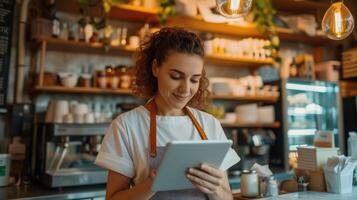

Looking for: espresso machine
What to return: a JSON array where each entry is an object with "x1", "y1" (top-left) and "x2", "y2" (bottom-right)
[
  {"x1": 35, "y1": 123, "x2": 108, "y2": 187},
  {"x1": 228, "y1": 128, "x2": 276, "y2": 170}
]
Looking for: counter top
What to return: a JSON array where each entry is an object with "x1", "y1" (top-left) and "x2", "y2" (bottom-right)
[
  {"x1": 234, "y1": 187, "x2": 357, "y2": 200},
  {"x1": 0, "y1": 183, "x2": 106, "y2": 200}
]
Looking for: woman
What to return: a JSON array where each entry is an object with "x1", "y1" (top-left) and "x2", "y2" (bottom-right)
[{"x1": 95, "y1": 27, "x2": 239, "y2": 200}]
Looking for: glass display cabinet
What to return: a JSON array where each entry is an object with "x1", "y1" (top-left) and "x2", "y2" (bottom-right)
[{"x1": 269, "y1": 78, "x2": 341, "y2": 171}]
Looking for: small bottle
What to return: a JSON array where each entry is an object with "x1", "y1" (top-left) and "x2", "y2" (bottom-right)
[
  {"x1": 60, "y1": 21, "x2": 69, "y2": 40},
  {"x1": 121, "y1": 27, "x2": 127, "y2": 46},
  {"x1": 289, "y1": 57, "x2": 298, "y2": 77},
  {"x1": 51, "y1": 3, "x2": 60, "y2": 37},
  {"x1": 265, "y1": 176, "x2": 278, "y2": 197}
]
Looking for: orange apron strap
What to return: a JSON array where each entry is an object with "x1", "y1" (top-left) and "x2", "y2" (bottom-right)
[
  {"x1": 184, "y1": 107, "x2": 208, "y2": 140},
  {"x1": 144, "y1": 99, "x2": 208, "y2": 158},
  {"x1": 144, "y1": 100, "x2": 157, "y2": 158}
]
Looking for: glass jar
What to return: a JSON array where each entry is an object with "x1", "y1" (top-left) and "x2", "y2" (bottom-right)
[{"x1": 240, "y1": 170, "x2": 258, "y2": 197}]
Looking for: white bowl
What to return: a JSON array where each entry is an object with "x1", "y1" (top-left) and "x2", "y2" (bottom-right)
[{"x1": 59, "y1": 73, "x2": 78, "y2": 87}]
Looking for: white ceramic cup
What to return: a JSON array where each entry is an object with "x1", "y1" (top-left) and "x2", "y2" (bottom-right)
[
  {"x1": 84, "y1": 113, "x2": 95, "y2": 123},
  {"x1": 74, "y1": 114, "x2": 84, "y2": 124},
  {"x1": 63, "y1": 113, "x2": 74, "y2": 123},
  {"x1": 54, "y1": 100, "x2": 69, "y2": 123},
  {"x1": 73, "y1": 103, "x2": 88, "y2": 115}
]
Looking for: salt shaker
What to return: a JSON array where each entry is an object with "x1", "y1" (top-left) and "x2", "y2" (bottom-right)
[
  {"x1": 266, "y1": 176, "x2": 279, "y2": 197},
  {"x1": 240, "y1": 170, "x2": 259, "y2": 197}
]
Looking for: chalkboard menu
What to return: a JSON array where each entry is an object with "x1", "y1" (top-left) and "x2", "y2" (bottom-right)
[{"x1": 0, "y1": 0, "x2": 15, "y2": 109}]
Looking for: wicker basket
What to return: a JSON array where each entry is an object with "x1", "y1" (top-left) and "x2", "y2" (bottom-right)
[{"x1": 31, "y1": 18, "x2": 52, "y2": 39}]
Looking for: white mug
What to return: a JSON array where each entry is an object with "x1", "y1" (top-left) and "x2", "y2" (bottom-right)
[
  {"x1": 63, "y1": 113, "x2": 74, "y2": 123},
  {"x1": 74, "y1": 114, "x2": 84, "y2": 124},
  {"x1": 84, "y1": 113, "x2": 95, "y2": 124}
]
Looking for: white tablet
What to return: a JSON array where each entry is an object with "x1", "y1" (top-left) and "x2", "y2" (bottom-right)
[{"x1": 151, "y1": 140, "x2": 233, "y2": 192}]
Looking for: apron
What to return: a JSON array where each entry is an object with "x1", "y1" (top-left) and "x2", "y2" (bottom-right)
[{"x1": 144, "y1": 100, "x2": 209, "y2": 200}]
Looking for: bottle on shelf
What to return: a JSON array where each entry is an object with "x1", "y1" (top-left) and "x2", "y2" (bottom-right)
[
  {"x1": 289, "y1": 57, "x2": 298, "y2": 77},
  {"x1": 50, "y1": 0, "x2": 60, "y2": 38}
]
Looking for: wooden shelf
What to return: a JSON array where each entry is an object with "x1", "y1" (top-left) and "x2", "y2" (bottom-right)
[
  {"x1": 34, "y1": 86, "x2": 280, "y2": 104},
  {"x1": 272, "y1": 0, "x2": 329, "y2": 14},
  {"x1": 56, "y1": 0, "x2": 330, "y2": 45},
  {"x1": 34, "y1": 36, "x2": 274, "y2": 67},
  {"x1": 211, "y1": 94, "x2": 278, "y2": 103},
  {"x1": 35, "y1": 36, "x2": 137, "y2": 55},
  {"x1": 205, "y1": 54, "x2": 274, "y2": 67},
  {"x1": 34, "y1": 86, "x2": 132, "y2": 95},
  {"x1": 221, "y1": 121, "x2": 280, "y2": 128}
]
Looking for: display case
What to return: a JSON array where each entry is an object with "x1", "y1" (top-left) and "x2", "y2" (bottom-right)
[
  {"x1": 285, "y1": 79, "x2": 339, "y2": 151},
  {"x1": 270, "y1": 79, "x2": 341, "y2": 170}
]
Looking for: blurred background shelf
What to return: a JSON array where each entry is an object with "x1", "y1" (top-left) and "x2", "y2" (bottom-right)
[
  {"x1": 55, "y1": 0, "x2": 330, "y2": 45},
  {"x1": 221, "y1": 121, "x2": 280, "y2": 128},
  {"x1": 34, "y1": 36, "x2": 274, "y2": 67},
  {"x1": 34, "y1": 86, "x2": 132, "y2": 95},
  {"x1": 35, "y1": 36, "x2": 137, "y2": 55},
  {"x1": 211, "y1": 94, "x2": 278, "y2": 103}
]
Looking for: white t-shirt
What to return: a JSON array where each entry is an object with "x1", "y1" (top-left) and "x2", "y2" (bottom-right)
[{"x1": 95, "y1": 105, "x2": 239, "y2": 185}]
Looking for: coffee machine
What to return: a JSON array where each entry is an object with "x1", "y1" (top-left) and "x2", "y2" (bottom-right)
[
  {"x1": 35, "y1": 123, "x2": 108, "y2": 187},
  {"x1": 229, "y1": 128, "x2": 276, "y2": 170}
]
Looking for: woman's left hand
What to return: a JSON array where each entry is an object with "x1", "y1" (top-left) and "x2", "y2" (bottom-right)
[{"x1": 186, "y1": 164, "x2": 233, "y2": 200}]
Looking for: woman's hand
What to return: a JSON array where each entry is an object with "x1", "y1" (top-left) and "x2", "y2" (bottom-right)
[{"x1": 186, "y1": 164, "x2": 233, "y2": 200}]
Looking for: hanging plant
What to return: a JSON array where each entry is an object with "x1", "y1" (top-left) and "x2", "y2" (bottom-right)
[
  {"x1": 77, "y1": 0, "x2": 126, "y2": 50},
  {"x1": 251, "y1": 0, "x2": 281, "y2": 63},
  {"x1": 157, "y1": 0, "x2": 176, "y2": 25}
]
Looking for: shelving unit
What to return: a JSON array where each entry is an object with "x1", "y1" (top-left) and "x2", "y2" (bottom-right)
[
  {"x1": 55, "y1": 0, "x2": 329, "y2": 46},
  {"x1": 29, "y1": 0, "x2": 336, "y2": 174},
  {"x1": 35, "y1": 36, "x2": 274, "y2": 66}
]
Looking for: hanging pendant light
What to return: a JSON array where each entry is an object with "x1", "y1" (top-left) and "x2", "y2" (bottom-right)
[
  {"x1": 321, "y1": 0, "x2": 354, "y2": 40},
  {"x1": 216, "y1": 0, "x2": 253, "y2": 18}
]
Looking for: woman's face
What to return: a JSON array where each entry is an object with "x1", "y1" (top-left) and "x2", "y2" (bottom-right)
[{"x1": 153, "y1": 52, "x2": 204, "y2": 111}]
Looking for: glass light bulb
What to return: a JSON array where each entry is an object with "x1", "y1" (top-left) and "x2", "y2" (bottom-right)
[
  {"x1": 216, "y1": 0, "x2": 253, "y2": 18},
  {"x1": 322, "y1": 1, "x2": 355, "y2": 40}
]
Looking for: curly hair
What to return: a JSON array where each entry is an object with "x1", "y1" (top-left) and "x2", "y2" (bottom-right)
[{"x1": 132, "y1": 27, "x2": 210, "y2": 109}]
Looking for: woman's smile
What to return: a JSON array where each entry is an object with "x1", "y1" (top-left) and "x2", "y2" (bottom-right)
[{"x1": 172, "y1": 93, "x2": 191, "y2": 102}]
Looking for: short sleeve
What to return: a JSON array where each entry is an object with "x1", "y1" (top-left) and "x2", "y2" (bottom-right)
[
  {"x1": 213, "y1": 118, "x2": 229, "y2": 140},
  {"x1": 95, "y1": 117, "x2": 135, "y2": 178}
]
